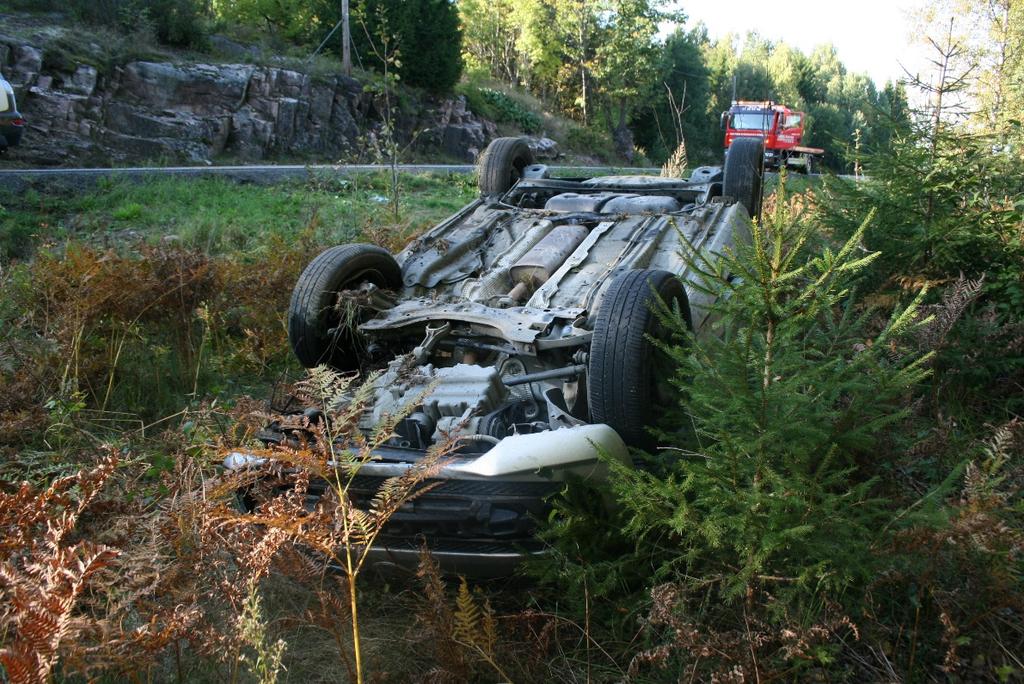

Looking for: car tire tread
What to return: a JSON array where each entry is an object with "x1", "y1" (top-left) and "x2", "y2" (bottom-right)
[
  {"x1": 589, "y1": 269, "x2": 689, "y2": 448},
  {"x1": 723, "y1": 137, "x2": 765, "y2": 219},
  {"x1": 478, "y1": 137, "x2": 535, "y2": 195}
]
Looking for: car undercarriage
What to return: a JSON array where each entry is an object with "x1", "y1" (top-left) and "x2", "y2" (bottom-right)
[{"x1": 225, "y1": 136, "x2": 766, "y2": 574}]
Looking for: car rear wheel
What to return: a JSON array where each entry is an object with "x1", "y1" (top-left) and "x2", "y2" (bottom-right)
[
  {"x1": 723, "y1": 137, "x2": 765, "y2": 219},
  {"x1": 288, "y1": 244, "x2": 402, "y2": 370},
  {"x1": 588, "y1": 269, "x2": 691, "y2": 449},
  {"x1": 477, "y1": 137, "x2": 535, "y2": 195}
]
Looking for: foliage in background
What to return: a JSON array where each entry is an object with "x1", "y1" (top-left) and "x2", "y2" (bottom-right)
[
  {"x1": 211, "y1": 0, "x2": 329, "y2": 44},
  {"x1": 5, "y1": 0, "x2": 931, "y2": 164},
  {"x1": 914, "y1": 0, "x2": 1024, "y2": 143},
  {"x1": 67, "y1": 0, "x2": 211, "y2": 48},
  {"x1": 819, "y1": 24, "x2": 1024, "y2": 421},
  {"x1": 824, "y1": 121, "x2": 1023, "y2": 314},
  {"x1": 351, "y1": 0, "x2": 463, "y2": 93},
  {"x1": 631, "y1": 27, "x2": 911, "y2": 169},
  {"x1": 564, "y1": 123, "x2": 617, "y2": 161},
  {"x1": 632, "y1": 27, "x2": 716, "y2": 165},
  {"x1": 455, "y1": 0, "x2": 912, "y2": 166}
]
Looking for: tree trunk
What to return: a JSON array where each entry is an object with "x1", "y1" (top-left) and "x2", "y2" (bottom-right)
[
  {"x1": 612, "y1": 99, "x2": 634, "y2": 162},
  {"x1": 579, "y1": 12, "x2": 588, "y2": 126}
]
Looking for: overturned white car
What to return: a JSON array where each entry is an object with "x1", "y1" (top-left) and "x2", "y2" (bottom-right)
[{"x1": 228, "y1": 136, "x2": 765, "y2": 574}]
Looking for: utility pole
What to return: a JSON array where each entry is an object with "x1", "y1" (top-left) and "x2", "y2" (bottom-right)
[{"x1": 342, "y1": 0, "x2": 352, "y2": 76}]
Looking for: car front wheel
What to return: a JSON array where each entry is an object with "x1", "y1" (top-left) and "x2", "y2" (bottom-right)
[{"x1": 287, "y1": 243, "x2": 402, "y2": 370}]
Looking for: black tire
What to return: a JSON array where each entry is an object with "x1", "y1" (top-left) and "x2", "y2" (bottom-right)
[
  {"x1": 723, "y1": 137, "x2": 765, "y2": 219},
  {"x1": 288, "y1": 244, "x2": 401, "y2": 370},
  {"x1": 477, "y1": 137, "x2": 535, "y2": 195},
  {"x1": 588, "y1": 269, "x2": 691, "y2": 449}
]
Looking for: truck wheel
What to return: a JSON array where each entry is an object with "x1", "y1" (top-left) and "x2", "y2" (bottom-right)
[
  {"x1": 478, "y1": 137, "x2": 535, "y2": 195},
  {"x1": 588, "y1": 269, "x2": 692, "y2": 449},
  {"x1": 723, "y1": 137, "x2": 764, "y2": 219},
  {"x1": 288, "y1": 244, "x2": 402, "y2": 370}
]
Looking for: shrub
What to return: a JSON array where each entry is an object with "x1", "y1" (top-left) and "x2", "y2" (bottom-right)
[
  {"x1": 457, "y1": 83, "x2": 499, "y2": 121},
  {"x1": 0, "y1": 370, "x2": 450, "y2": 683},
  {"x1": 819, "y1": 88, "x2": 1024, "y2": 423},
  {"x1": 69, "y1": 0, "x2": 210, "y2": 48},
  {"x1": 541, "y1": 184, "x2": 937, "y2": 679},
  {"x1": 0, "y1": 240, "x2": 308, "y2": 441},
  {"x1": 353, "y1": 0, "x2": 463, "y2": 94},
  {"x1": 623, "y1": 189, "x2": 929, "y2": 594},
  {"x1": 565, "y1": 124, "x2": 616, "y2": 160},
  {"x1": 868, "y1": 420, "x2": 1024, "y2": 679},
  {"x1": 461, "y1": 87, "x2": 542, "y2": 133},
  {"x1": 213, "y1": 0, "x2": 325, "y2": 44}
]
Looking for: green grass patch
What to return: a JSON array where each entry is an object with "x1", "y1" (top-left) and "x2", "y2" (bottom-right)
[{"x1": 1, "y1": 172, "x2": 478, "y2": 261}]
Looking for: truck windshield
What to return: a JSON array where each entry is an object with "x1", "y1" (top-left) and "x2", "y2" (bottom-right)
[{"x1": 730, "y1": 112, "x2": 772, "y2": 130}]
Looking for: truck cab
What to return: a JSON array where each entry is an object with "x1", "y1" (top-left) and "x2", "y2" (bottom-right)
[{"x1": 721, "y1": 100, "x2": 818, "y2": 172}]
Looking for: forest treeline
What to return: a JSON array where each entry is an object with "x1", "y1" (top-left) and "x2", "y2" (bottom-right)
[
  {"x1": 457, "y1": 0, "x2": 912, "y2": 168},
  {"x1": 7, "y1": 0, "x2": 928, "y2": 168}
]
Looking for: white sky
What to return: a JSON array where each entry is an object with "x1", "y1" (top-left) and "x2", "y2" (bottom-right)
[{"x1": 670, "y1": 0, "x2": 928, "y2": 87}]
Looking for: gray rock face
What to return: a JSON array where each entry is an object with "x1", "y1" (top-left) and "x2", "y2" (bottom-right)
[
  {"x1": 67, "y1": 66, "x2": 98, "y2": 97},
  {"x1": 0, "y1": 35, "x2": 497, "y2": 166},
  {"x1": 416, "y1": 95, "x2": 498, "y2": 162},
  {"x1": 11, "y1": 44, "x2": 42, "y2": 86},
  {"x1": 527, "y1": 136, "x2": 561, "y2": 159}
]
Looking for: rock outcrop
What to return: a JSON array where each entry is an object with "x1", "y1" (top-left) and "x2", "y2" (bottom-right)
[
  {"x1": 527, "y1": 136, "x2": 561, "y2": 160},
  {"x1": 0, "y1": 34, "x2": 497, "y2": 166}
]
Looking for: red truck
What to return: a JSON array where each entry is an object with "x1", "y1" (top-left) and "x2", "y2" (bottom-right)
[{"x1": 721, "y1": 100, "x2": 822, "y2": 173}]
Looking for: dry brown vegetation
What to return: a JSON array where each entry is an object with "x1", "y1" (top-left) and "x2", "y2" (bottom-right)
[
  {"x1": 0, "y1": 370, "x2": 543, "y2": 683},
  {"x1": 0, "y1": 238, "x2": 311, "y2": 445}
]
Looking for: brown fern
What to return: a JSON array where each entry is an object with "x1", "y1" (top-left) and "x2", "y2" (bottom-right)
[
  {"x1": 914, "y1": 275, "x2": 984, "y2": 352},
  {"x1": 0, "y1": 454, "x2": 120, "y2": 683},
  {"x1": 414, "y1": 546, "x2": 469, "y2": 679}
]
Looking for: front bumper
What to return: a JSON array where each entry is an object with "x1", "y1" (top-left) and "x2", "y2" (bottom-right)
[{"x1": 224, "y1": 423, "x2": 629, "y2": 575}]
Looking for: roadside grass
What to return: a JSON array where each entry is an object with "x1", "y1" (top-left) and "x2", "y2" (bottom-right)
[
  {"x1": 768, "y1": 169, "x2": 817, "y2": 194},
  {"x1": 0, "y1": 171, "x2": 477, "y2": 260}
]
